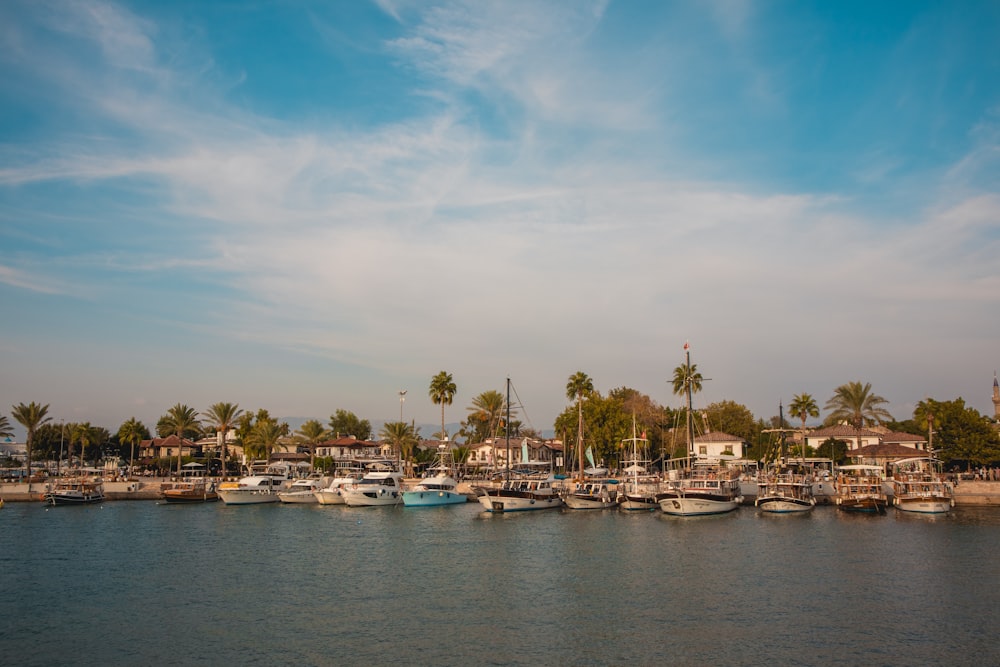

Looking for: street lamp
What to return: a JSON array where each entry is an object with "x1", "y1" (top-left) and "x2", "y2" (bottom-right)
[{"x1": 399, "y1": 390, "x2": 407, "y2": 422}]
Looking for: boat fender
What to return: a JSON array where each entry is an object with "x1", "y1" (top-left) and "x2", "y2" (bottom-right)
[{"x1": 530, "y1": 499, "x2": 535, "y2": 504}]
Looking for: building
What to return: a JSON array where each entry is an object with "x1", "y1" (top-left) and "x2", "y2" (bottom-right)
[
  {"x1": 139, "y1": 435, "x2": 201, "y2": 460},
  {"x1": 692, "y1": 432, "x2": 746, "y2": 458}
]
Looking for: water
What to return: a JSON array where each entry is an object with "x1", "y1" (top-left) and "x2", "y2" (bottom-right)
[{"x1": 2, "y1": 501, "x2": 998, "y2": 666}]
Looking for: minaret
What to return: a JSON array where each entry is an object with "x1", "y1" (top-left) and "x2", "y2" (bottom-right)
[{"x1": 993, "y1": 372, "x2": 1000, "y2": 421}]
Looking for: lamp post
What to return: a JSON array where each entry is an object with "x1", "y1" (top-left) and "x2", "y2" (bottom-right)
[{"x1": 399, "y1": 390, "x2": 407, "y2": 422}]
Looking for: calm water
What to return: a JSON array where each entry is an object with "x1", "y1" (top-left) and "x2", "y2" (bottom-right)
[{"x1": 2, "y1": 501, "x2": 999, "y2": 666}]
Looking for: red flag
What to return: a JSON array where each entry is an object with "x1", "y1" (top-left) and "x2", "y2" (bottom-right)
[{"x1": 683, "y1": 341, "x2": 689, "y2": 350}]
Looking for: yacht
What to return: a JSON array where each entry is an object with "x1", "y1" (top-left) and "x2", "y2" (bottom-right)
[
  {"x1": 218, "y1": 463, "x2": 291, "y2": 505},
  {"x1": 315, "y1": 469, "x2": 364, "y2": 505},
  {"x1": 277, "y1": 477, "x2": 324, "y2": 504},
  {"x1": 402, "y1": 451, "x2": 467, "y2": 507},
  {"x1": 341, "y1": 470, "x2": 405, "y2": 507},
  {"x1": 755, "y1": 466, "x2": 816, "y2": 513}
]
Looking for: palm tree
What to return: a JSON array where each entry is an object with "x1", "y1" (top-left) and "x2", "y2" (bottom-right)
[
  {"x1": 465, "y1": 390, "x2": 508, "y2": 442},
  {"x1": 671, "y1": 350, "x2": 703, "y2": 454},
  {"x1": 0, "y1": 415, "x2": 14, "y2": 440},
  {"x1": 159, "y1": 403, "x2": 201, "y2": 474},
  {"x1": 203, "y1": 402, "x2": 244, "y2": 479},
  {"x1": 380, "y1": 421, "x2": 419, "y2": 475},
  {"x1": 71, "y1": 422, "x2": 93, "y2": 468},
  {"x1": 244, "y1": 419, "x2": 284, "y2": 463},
  {"x1": 788, "y1": 393, "x2": 819, "y2": 463},
  {"x1": 11, "y1": 401, "x2": 51, "y2": 488},
  {"x1": 295, "y1": 419, "x2": 329, "y2": 470},
  {"x1": 117, "y1": 417, "x2": 148, "y2": 477},
  {"x1": 824, "y1": 381, "x2": 893, "y2": 428},
  {"x1": 566, "y1": 371, "x2": 594, "y2": 478},
  {"x1": 429, "y1": 371, "x2": 457, "y2": 442}
]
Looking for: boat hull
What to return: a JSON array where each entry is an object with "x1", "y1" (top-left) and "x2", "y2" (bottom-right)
[
  {"x1": 342, "y1": 489, "x2": 402, "y2": 507},
  {"x1": 836, "y1": 497, "x2": 887, "y2": 514},
  {"x1": 401, "y1": 490, "x2": 467, "y2": 507},
  {"x1": 563, "y1": 494, "x2": 616, "y2": 510},
  {"x1": 476, "y1": 491, "x2": 562, "y2": 512},
  {"x1": 162, "y1": 491, "x2": 218, "y2": 503},
  {"x1": 658, "y1": 494, "x2": 740, "y2": 516},
  {"x1": 277, "y1": 492, "x2": 319, "y2": 504},
  {"x1": 756, "y1": 497, "x2": 815, "y2": 513},
  {"x1": 315, "y1": 490, "x2": 347, "y2": 505},
  {"x1": 618, "y1": 495, "x2": 659, "y2": 511},
  {"x1": 46, "y1": 492, "x2": 105, "y2": 506},
  {"x1": 893, "y1": 497, "x2": 954, "y2": 514},
  {"x1": 218, "y1": 490, "x2": 279, "y2": 505}
]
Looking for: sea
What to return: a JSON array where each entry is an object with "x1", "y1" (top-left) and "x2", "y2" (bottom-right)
[{"x1": 2, "y1": 500, "x2": 998, "y2": 667}]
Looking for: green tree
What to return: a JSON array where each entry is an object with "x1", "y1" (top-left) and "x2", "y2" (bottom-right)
[
  {"x1": 463, "y1": 390, "x2": 507, "y2": 443},
  {"x1": 703, "y1": 400, "x2": 757, "y2": 445},
  {"x1": 0, "y1": 415, "x2": 13, "y2": 440},
  {"x1": 671, "y1": 352, "x2": 703, "y2": 453},
  {"x1": 788, "y1": 393, "x2": 820, "y2": 461},
  {"x1": 817, "y1": 437, "x2": 849, "y2": 465},
  {"x1": 295, "y1": 419, "x2": 329, "y2": 469},
  {"x1": 203, "y1": 402, "x2": 244, "y2": 477},
  {"x1": 380, "y1": 421, "x2": 419, "y2": 474},
  {"x1": 11, "y1": 401, "x2": 51, "y2": 484},
  {"x1": 117, "y1": 418, "x2": 150, "y2": 475},
  {"x1": 328, "y1": 409, "x2": 372, "y2": 440},
  {"x1": 913, "y1": 398, "x2": 1000, "y2": 469},
  {"x1": 244, "y1": 419, "x2": 285, "y2": 463},
  {"x1": 566, "y1": 371, "x2": 594, "y2": 477},
  {"x1": 157, "y1": 403, "x2": 201, "y2": 474},
  {"x1": 824, "y1": 381, "x2": 892, "y2": 428},
  {"x1": 71, "y1": 422, "x2": 94, "y2": 468},
  {"x1": 429, "y1": 371, "x2": 457, "y2": 441}
]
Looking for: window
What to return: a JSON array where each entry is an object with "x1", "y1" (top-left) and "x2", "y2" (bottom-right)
[{"x1": 699, "y1": 446, "x2": 707, "y2": 455}]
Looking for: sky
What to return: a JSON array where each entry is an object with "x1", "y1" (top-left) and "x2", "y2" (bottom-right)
[{"x1": 2, "y1": 0, "x2": 999, "y2": 440}]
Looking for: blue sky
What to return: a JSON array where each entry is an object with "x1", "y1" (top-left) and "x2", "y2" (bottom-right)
[{"x1": 2, "y1": 0, "x2": 999, "y2": 438}]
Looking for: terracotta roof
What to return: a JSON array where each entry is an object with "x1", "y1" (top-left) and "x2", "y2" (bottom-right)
[
  {"x1": 849, "y1": 443, "x2": 924, "y2": 458},
  {"x1": 140, "y1": 435, "x2": 197, "y2": 447},
  {"x1": 319, "y1": 437, "x2": 378, "y2": 447},
  {"x1": 880, "y1": 431, "x2": 926, "y2": 444},
  {"x1": 808, "y1": 424, "x2": 882, "y2": 438}
]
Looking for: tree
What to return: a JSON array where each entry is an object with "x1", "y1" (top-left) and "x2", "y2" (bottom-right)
[
  {"x1": 11, "y1": 401, "x2": 51, "y2": 485},
  {"x1": 824, "y1": 381, "x2": 892, "y2": 428},
  {"x1": 328, "y1": 409, "x2": 372, "y2": 440},
  {"x1": 157, "y1": 403, "x2": 201, "y2": 474},
  {"x1": 913, "y1": 398, "x2": 1000, "y2": 469},
  {"x1": 671, "y1": 352, "x2": 704, "y2": 453},
  {"x1": 244, "y1": 419, "x2": 285, "y2": 463},
  {"x1": 788, "y1": 393, "x2": 820, "y2": 461},
  {"x1": 566, "y1": 371, "x2": 594, "y2": 477},
  {"x1": 703, "y1": 400, "x2": 757, "y2": 444},
  {"x1": 71, "y1": 422, "x2": 94, "y2": 468},
  {"x1": 817, "y1": 437, "x2": 849, "y2": 465},
  {"x1": 203, "y1": 402, "x2": 244, "y2": 477},
  {"x1": 117, "y1": 418, "x2": 150, "y2": 476},
  {"x1": 380, "y1": 421, "x2": 419, "y2": 474},
  {"x1": 429, "y1": 371, "x2": 457, "y2": 441},
  {"x1": 463, "y1": 390, "x2": 507, "y2": 443},
  {"x1": 295, "y1": 419, "x2": 329, "y2": 469},
  {"x1": 0, "y1": 415, "x2": 13, "y2": 440}
]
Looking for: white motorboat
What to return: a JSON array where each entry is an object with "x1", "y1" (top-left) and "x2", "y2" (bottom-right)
[
  {"x1": 341, "y1": 470, "x2": 405, "y2": 507},
  {"x1": 218, "y1": 463, "x2": 291, "y2": 505},
  {"x1": 657, "y1": 461, "x2": 743, "y2": 516},
  {"x1": 315, "y1": 469, "x2": 364, "y2": 505},
  {"x1": 277, "y1": 477, "x2": 324, "y2": 504},
  {"x1": 476, "y1": 474, "x2": 563, "y2": 512}
]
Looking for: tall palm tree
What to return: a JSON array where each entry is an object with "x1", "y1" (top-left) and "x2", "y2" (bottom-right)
[
  {"x1": 11, "y1": 401, "x2": 51, "y2": 488},
  {"x1": 159, "y1": 403, "x2": 201, "y2": 474},
  {"x1": 566, "y1": 371, "x2": 594, "y2": 478},
  {"x1": 72, "y1": 422, "x2": 93, "y2": 468},
  {"x1": 465, "y1": 390, "x2": 508, "y2": 442},
  {"x1": 380, "y1": 421, "x2": 418, "y2": 475},
  {"x1": 429, "y1": 371, "x2": 457, "y2": 442},
  {"x1": 117, "y1": 417, "x2": 148, "y2": 477},
  {"x1": 671, "y1": 346, "x2": 703, "y2": 455},
  {"x1": 203, "y1": 402, "x2": 244, "y2": 478},
  {"x1": 824, "y1": 381, "x2": 893, "y2": 428},
  {"x1": 244, "y1": 419, "x2": 284, "y2": 463},
  {"x1": 0, "y1": 415, "x2": 14, "y2": 440},
  {"x1": 295, "y1": 419, "x2": 329, "y2": 470},
  {"x1": 788, "y1": 393, "x2": 819, "y2": 462}
]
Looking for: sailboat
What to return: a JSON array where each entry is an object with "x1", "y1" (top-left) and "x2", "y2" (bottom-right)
[
  {"x1": 475, "y1": 379, "x2": 563, "y2": 512},
  {"x1": 756, "y1": 403, "x2": 815, "y2": 513},
  {"x1": 617, "y1": 416, "x2": 660, "y2": 511},
  {"x1": 656, "y1": 344, "x2": 743, "y2": 516},
  {"x1": 562, "y1": 399, "x2": 617, "y2": 509}
]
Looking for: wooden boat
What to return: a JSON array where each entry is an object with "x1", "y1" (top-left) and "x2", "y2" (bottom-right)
[
  {"x1": 562, "y1": 480, "x2": 618, "y2": 509},
  {"x1": 44, "y1": 475, "x2": 105, "y2": 505},
  {"x1": 834, "y1": 465, "x2": 887, "y2": 514},
  {"x1": 756, "y1": 468, "x2": 816, "y2": 513},
  {"x1": 162, "y1": 467, "x2": 218, "y2": 503},
  {"x1": 617, "y1": 417, "x2": 660, "y2": 511},
  {"x1": 891, "y1": 457, "x2": 954, "y2": 514}
]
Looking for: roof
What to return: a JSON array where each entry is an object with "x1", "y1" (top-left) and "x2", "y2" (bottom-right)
[
  {"x1": 140, "y1": 435, "x2": 197, "y2": 447},
  {"x1": 880, "y1": 431, "x2": 926, "y2": 444},
  {"x1": 694, "y1": 431, "x2": 745, "y2": 443},
  {"x1": 848, "y1": 443, "x2": 924, "y2": 458},
  {"x1": 808, "y1": 424, "x2": 882, "y2": 439}
]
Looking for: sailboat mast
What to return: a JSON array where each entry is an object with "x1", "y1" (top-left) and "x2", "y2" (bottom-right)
[
  {"x1": 505, "y1": 377, "x2": 511, "y2": 481},
  {"x1": 685, "y1": 346, "x2": 694, "y2": 463},
  {"x1": 779, "y1": 401, "x2": 786, "y2": 463}
]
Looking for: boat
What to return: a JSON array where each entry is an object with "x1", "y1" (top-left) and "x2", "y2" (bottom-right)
[
  {"x1": 617, "y1": 417, "x2": 660, "y2": 511},
  {"x1": 891, "y1": 457, "x2": 954, "y2": 514},
  {"x1": 562, "y1": 479, "x2": 618, "y2": 509},
  {"x1": 475, "y1": 379, "x2": 563, "y2": 513},
  {"x1": 402, "y1": 448, "x2": 467, "y2": 507},
  {"x1": 44, "y1": 475, "x2": 105, "y2": 506},
  {"x1": 834, "y1": 464, "x2": 887, "y2": 514},
  {"x1": 277, "y1": 476, "x2": 324, "y2": 504},
  {"x1": 341, "y1": 470, "x2": 405, "y2": 507},
  {"x1": 162, "y1": 468, "x2": 219, "y2": 503},
  {"x1": 656, "y1": 345, "x2": 742, "y2": 516},
  {"x1": 314, "y1": 468, "x2": 364, "y2": 505},
  {"x1": 755, "y1": 465, "x2": 816, "y2": 513},
  {"x1": 218, "y1": 462, "x2": 291, "y2": 505}
]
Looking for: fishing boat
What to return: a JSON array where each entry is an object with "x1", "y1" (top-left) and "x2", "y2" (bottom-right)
[
  {"x1": 44, "y1": 475, "x2": 105, "y2": 506},
  {"x1": 218, "y1": 462, "x2": 291, "y2": 505},
  {"x1": 617, "y1": 417, "x2": 660, "y2": 511},
  {"x1": 277, "y1": 476, "x2": 324, "y2": 504},
  {"x1": 314, "y1": 468, "x2": 364, "y2": 505},
  {"x1": 834, "y1": 464, "x2": 887, "y2": 514},
  {"x1": 162, "y1": 467, "x2": 218, "y2": 503},
  {"x1": 755, "y1": 466, "x2": 816, "y2": 513},
  {"x1": 891, "y1": 457, "x2": 954, "y2": 514},
  {"x1": 402, "y1": 448, "x2": 467, "y2": 507},
  {"x1": 475, "y1": 379, "x2": 563, "y2": 513},
  {"x1": 341, "y1": 470, "x2": 405, "y2": 507},
  {"x1": 656, "y1": 344, "x2": 742, "y2": 516},
  {"x1": 562, "y1": 479, "x2": 618, "y2": 509}
]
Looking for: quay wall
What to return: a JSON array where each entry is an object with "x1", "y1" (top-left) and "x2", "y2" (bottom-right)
[{"x1": 953, "y1": 481, "x2": 1000, "y2": 506}]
